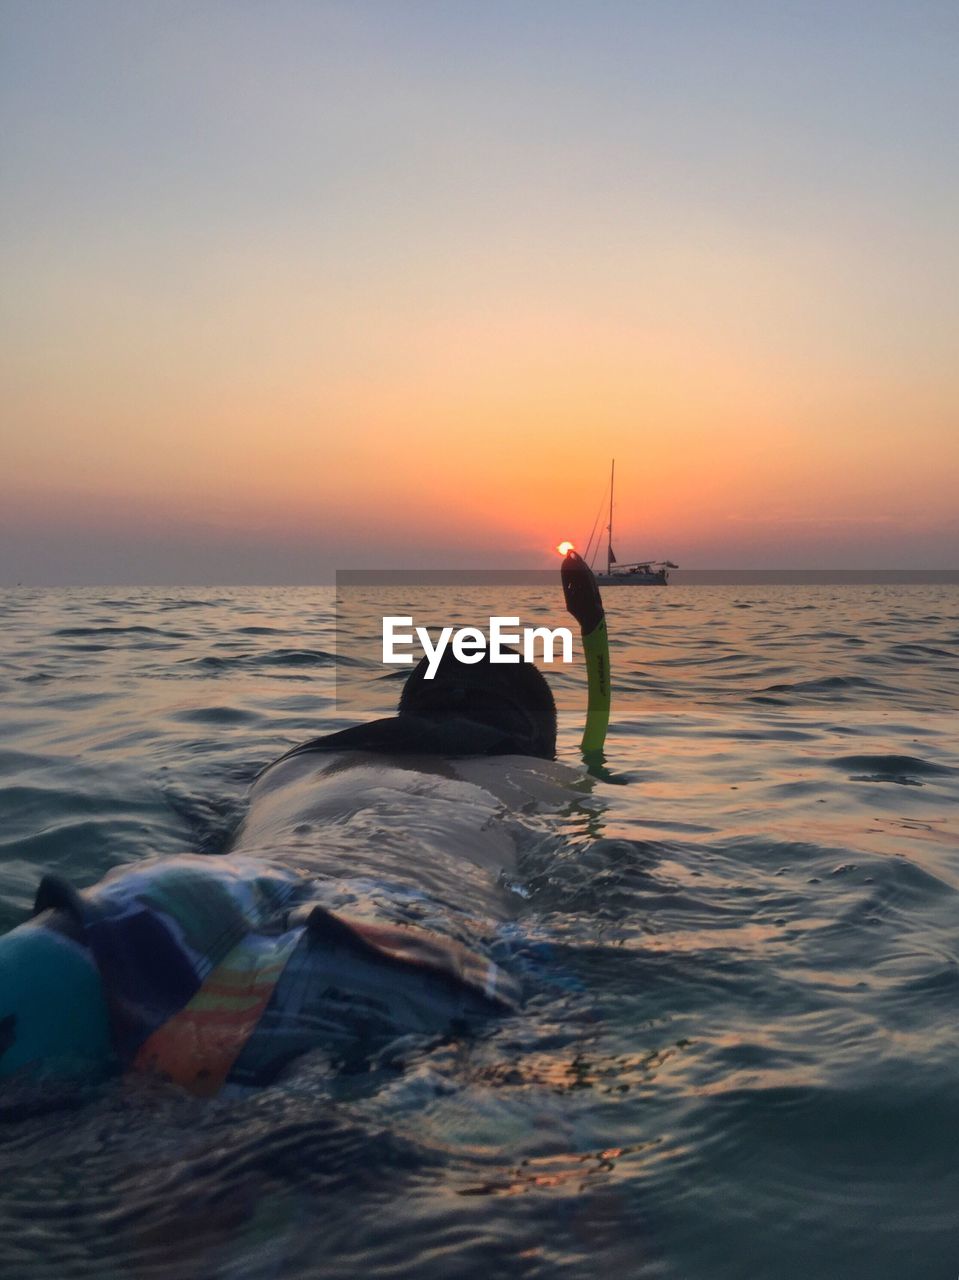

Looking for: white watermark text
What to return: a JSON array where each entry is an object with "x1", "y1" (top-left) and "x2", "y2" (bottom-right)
[{"x1": 382, "y1": 616, "x2": 574, "y2": 679}]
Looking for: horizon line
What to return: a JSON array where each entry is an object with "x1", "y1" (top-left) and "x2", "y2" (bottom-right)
[{"x1": 3, "y1": 568, "x2": 958, "y2": 590}]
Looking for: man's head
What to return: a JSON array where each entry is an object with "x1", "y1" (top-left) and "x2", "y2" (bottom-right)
[{"x1": 398, "y1": 647, "x2": 557, "y2": 760}]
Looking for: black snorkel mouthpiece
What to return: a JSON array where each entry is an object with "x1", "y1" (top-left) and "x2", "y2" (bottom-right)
[
  {"x1": 561, "y1": 549, "x2": 610, "y2": 756},
  {"x1": 561, "y1": 549, "x2": 604, "y2": 634}
]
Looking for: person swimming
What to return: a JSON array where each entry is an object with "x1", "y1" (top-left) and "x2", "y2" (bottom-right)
[
  {"x1": 0, "y1": 552, "x2": 608, "y2": 1094},
  {"x1": 0, "y1": 652, "x2": 571, "y2": 1093}
]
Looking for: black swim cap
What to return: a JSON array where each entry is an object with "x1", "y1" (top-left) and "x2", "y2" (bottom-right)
[{"x1": 398, "y1": 647, "x2": 556, "y2": 760}]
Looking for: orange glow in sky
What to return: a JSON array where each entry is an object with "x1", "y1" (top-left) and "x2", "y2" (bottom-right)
[{"x1": 1, "y1": 5, "x2": 957, "y2": 582}]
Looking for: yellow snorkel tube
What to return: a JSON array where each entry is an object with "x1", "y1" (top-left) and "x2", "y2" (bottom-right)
[{"x1": 561, "y1": 549, "x2": 610, "y2": 756}]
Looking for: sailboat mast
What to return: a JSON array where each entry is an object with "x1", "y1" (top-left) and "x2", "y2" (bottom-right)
[{"x1": 607, "y1": 459, "x2": 615, "y2": 576}]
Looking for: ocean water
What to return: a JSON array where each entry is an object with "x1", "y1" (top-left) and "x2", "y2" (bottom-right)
[{"x1": 0, "y1": 583, "x2": 957, "y2": 1279}]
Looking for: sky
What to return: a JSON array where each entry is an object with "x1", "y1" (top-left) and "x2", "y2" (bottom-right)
[{"x1": 2, "y1": 0, "x2": 957, "y2": 583}]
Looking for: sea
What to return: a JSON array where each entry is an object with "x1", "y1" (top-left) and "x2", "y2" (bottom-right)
[{"x1": 0, "y1": 580, "x2": 957, "y2": 1280}]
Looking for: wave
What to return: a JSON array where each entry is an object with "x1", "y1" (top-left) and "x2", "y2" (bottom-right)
[{"x1": 828, "y1": 754, "x2": 955, "y2": 785}]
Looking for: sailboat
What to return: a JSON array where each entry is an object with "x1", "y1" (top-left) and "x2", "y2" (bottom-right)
[{"x1": 593, "y1": 460, "x2": 676, "y2": 586}]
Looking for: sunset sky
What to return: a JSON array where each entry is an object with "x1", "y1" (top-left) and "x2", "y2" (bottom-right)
[{"x1": 2, "y1": 1, "x2": 957, "y2": 583}]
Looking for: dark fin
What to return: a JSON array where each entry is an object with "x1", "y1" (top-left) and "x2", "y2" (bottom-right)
[{"x1": 32, "y1": 874, "x2": 86, "y2": 926}]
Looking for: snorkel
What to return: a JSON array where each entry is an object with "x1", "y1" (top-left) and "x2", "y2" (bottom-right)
[{"x1": 560, "y1": 547, "x2": 610, "y2": 756}]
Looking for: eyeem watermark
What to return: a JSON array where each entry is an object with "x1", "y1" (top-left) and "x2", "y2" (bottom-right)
[{"x1": 383, "y1": 615, "x2": 574, "y2": 679}]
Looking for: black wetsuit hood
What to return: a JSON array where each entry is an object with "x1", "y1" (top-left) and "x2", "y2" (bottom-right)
[{"x1": 277, "y1": 648, "x2": 557, "y2": 764}]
